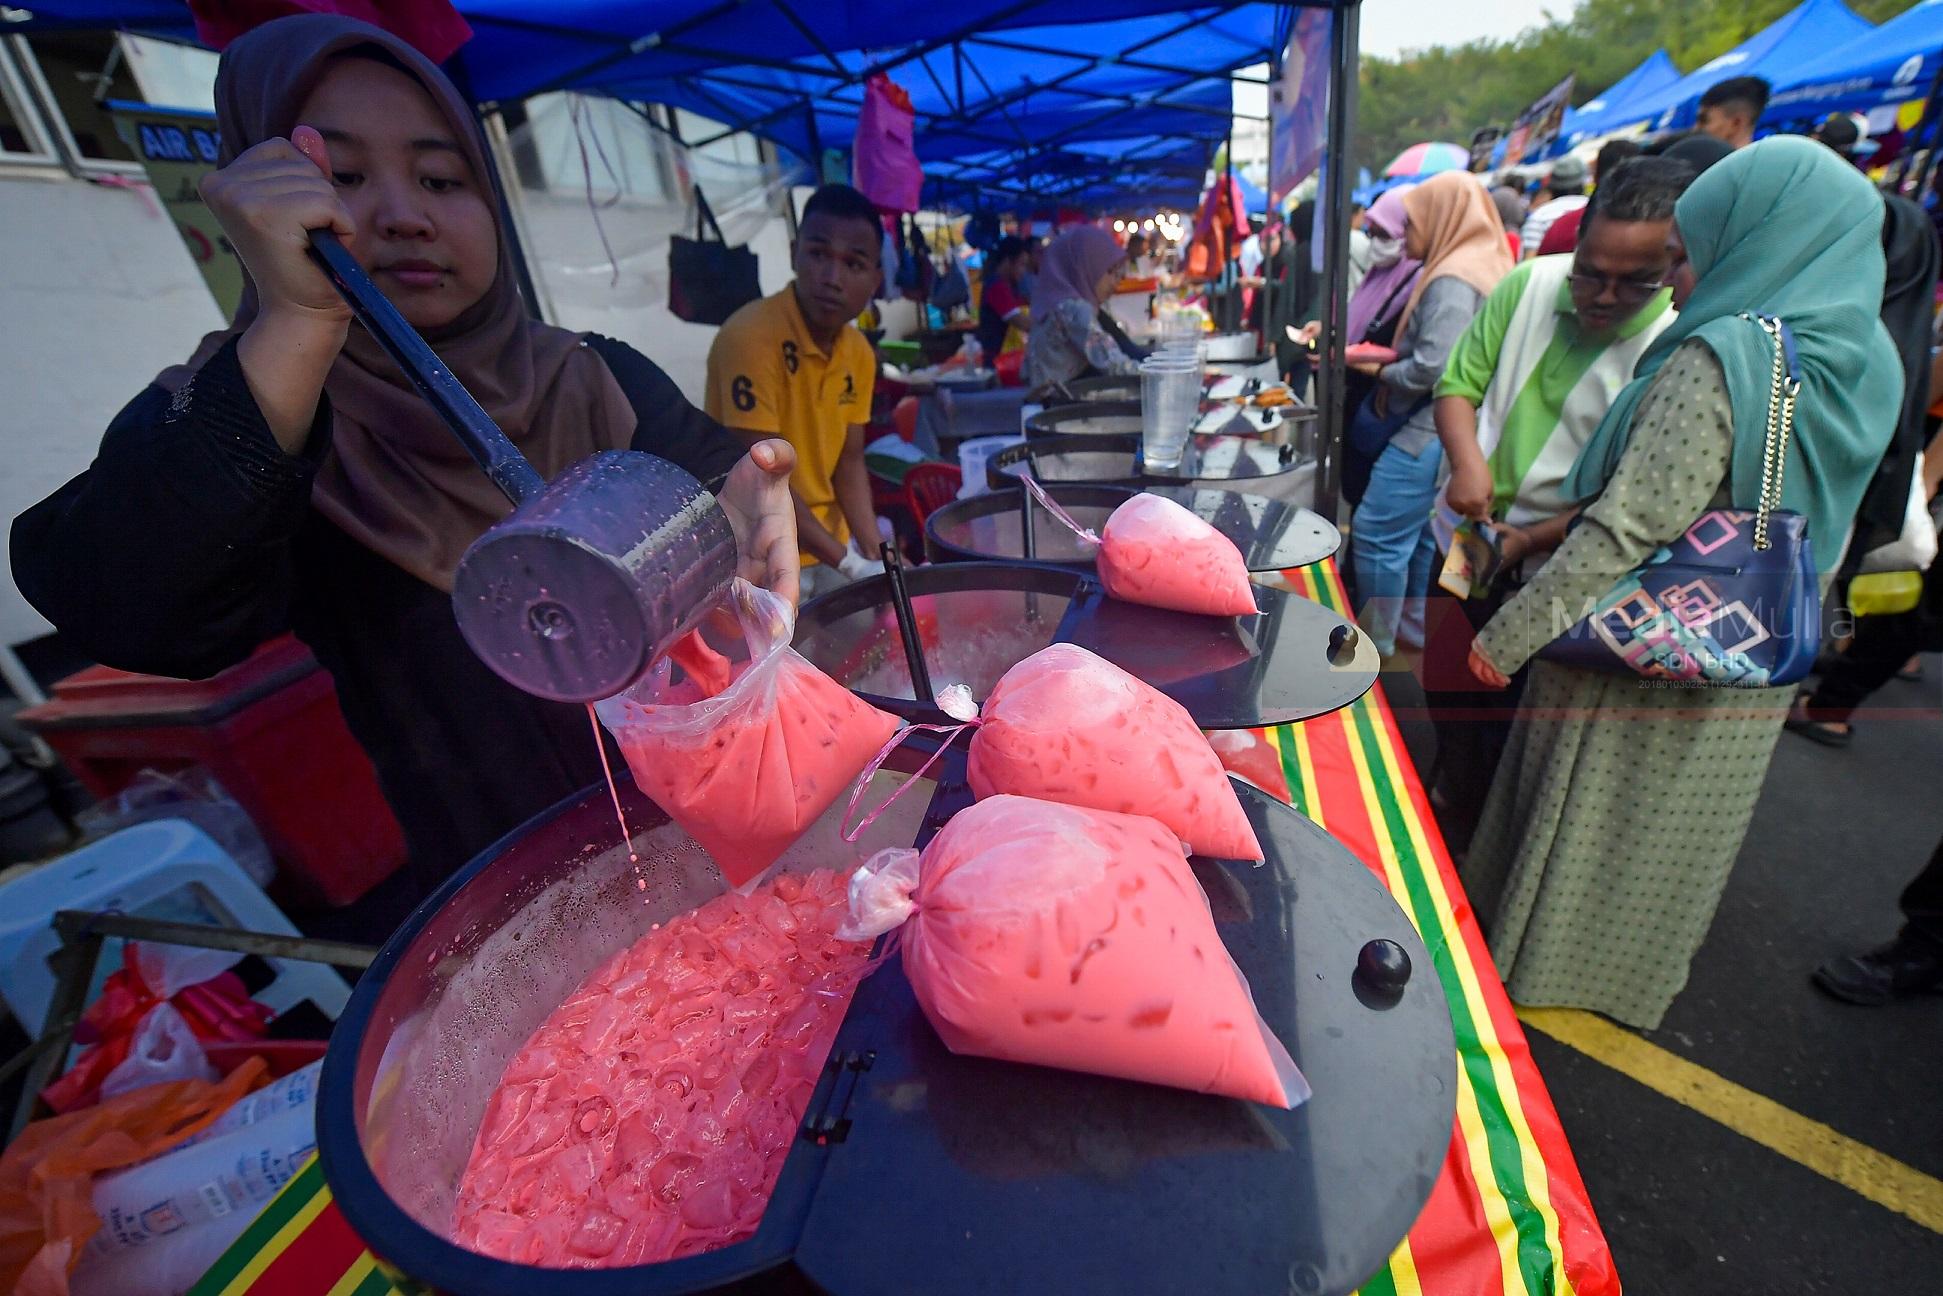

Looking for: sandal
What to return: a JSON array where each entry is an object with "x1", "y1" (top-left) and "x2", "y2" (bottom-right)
[
  {"x1": 1784, "y1": 701, "x2": 1852, "y2": 749},
  {"x1": 1897, "y1": 658, "x2": 1925, "y2": 683}
]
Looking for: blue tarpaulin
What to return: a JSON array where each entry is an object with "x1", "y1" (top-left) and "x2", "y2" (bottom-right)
[
  {"x1": 1617, "y1": 0, "x2": 1873, "y2": 134},
  {"x1": 14, "y1": 2, "x2": 1328, "y2": 208},
  {"x1": 1767, "y1": 0, "x2": 1943, "y2": 125},
  {"x1": 1547, "y1": 48, "x2": 1680, "y2": 157}
]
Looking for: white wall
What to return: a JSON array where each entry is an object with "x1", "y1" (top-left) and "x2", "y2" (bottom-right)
[
  {"x1": 519, "y1": 188, "x2": 796, "y2": 406},
  {"x1": 1, "y1": 172, "x2": 226, "y2": 647}
]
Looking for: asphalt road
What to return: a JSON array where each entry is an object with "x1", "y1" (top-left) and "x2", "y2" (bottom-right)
[{"x1": 1440, "y1": 656, "x2": 1943, "y2": 1294}]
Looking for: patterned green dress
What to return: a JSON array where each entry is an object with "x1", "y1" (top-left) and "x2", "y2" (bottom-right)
[{"x1": 1463, "y1": 341, "x2": 1803, "y2": 1030}]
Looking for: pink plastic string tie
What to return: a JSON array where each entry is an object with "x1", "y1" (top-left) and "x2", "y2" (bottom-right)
[
  {"x1": 839, "y1": 719, "x2": 982, "y2": 842},
  {"x1": 1020, "y1": 471, "x2": 1102, "y2": 546}
]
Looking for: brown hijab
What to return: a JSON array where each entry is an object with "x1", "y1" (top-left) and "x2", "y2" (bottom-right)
[
  {"x1": 158, "y1": 15, "x2": 636, "y2": 592},
  {"x1": 1394, "y1": 172, "x2": 1514, "y2": 339}
]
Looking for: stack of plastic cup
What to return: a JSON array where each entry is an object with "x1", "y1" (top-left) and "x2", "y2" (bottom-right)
[{"x1": 1140, "y1": 350, "x2": 1202, "y2": 471}]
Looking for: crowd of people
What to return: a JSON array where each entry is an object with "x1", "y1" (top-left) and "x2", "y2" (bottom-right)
[{"x1": 1338, "y1": 73, "x2": 1943, "y2": 1028}]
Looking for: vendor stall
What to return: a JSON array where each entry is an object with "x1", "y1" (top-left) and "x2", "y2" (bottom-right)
[{"x1": 3, "y1": 6, "x2": 1618, "y2": 1296}]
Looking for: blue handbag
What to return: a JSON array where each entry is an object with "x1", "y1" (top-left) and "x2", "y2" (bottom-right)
[{"x1": 1536, "y1": 314, "x2": 1821, "y2": 688}]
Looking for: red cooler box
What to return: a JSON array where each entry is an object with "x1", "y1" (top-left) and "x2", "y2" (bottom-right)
[{"x1": 18, "y1": 635, "x2": 405, "y2": 906}]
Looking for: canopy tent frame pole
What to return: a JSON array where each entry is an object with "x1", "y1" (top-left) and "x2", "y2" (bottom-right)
[{"x1": 1315, "y1": 0, "x2": 1359, "y2": 522}]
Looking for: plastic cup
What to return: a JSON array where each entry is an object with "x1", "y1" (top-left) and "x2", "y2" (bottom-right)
[{"x1": 1140, "y1": 357, "x2": 1201, "y2": 470}]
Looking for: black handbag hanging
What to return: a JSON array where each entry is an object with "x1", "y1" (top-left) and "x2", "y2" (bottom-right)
[{"x1": 668, "y1": 186, "x2": 762, "y2": 326}]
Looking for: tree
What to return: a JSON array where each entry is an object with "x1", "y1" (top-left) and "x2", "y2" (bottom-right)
[{"x1": 1353, "y1": 0, "x2": 1922, "y2": 172}]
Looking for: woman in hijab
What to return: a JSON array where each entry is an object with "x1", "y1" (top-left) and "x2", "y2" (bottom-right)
[
  {"x1": 1350, "y1": 172, "x2": 1513, "y2": 655},
  {"x1": 11, "y1": 17, "x2": 800, "y2": 938},
  {"x1": 1295, "y1": 186, "x2": 1423, "y2": 504},
  {"x1": 1461, "y1": 137, "x2": 1901, "y2": 1029},
  {"x1": 1023, "y1": 226, "x2": 1138, "y2": 388}
]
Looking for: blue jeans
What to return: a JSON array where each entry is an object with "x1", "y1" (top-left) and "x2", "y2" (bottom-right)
[{"x1": 1352, "y1": 438, "x2": 1443, "y2": 655}]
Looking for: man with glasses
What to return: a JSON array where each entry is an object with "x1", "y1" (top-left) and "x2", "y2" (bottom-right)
[
  {"x1": 1422, "y1": 156, "x2": 1695, "y2": 851},
  {"x1": 1435, "y1": 156, "x2": 1696, "y2": 565}
]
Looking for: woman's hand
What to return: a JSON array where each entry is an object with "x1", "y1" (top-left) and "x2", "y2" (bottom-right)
[
  {"x1": 199, "y1": 127, "x2": 355, "y2": 327},
  {"x1": 1347, "y1": 359, "x2": 1386, "y2": 378},
  {"x1": 719, "y1": 439, "x2": 802, "y2": 607},
  {"x1": 1468, "y1": 642, "x2": 1510, "y2": 689},
  {"x1": 1446, "y1": 458, "x2": 1495, "y2": 521},
  {"x1": 1290, "y1": 321, "x2": 1322, "y2": 347}
]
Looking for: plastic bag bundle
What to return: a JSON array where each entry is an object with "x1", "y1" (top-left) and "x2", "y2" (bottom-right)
[
  {"x1": 842, "y1": 795, "x2": 1306, "y2": 1108},
  {"x1": 1096, "y1": 492, "x2": 1258, "y2": 616},
  {"x1": 965, "y1": 644, "x2": 1262, "y2": 861},
  {"x1": 598, "y1": 580, "x2": 900, "y2": 889},
  {"x1": 42, "y1": 943, "x2": 272, "y2": 1114}
]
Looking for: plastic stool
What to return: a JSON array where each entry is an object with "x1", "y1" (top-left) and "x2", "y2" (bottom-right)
[{"x1": 0, "y1": 819, "x2": 351, "y2": 1035}]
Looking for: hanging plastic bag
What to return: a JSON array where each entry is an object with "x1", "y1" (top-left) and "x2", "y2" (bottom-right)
[
  {"x1": 1097, "y1": 492, "x2": 1258, "y2": 616},
  {"x1": 962, "y1": 644, "x2": 1262, "y2": 861},
  {"x1": 0, "y1": 1061, "x2": 266, "y2": 1296},
  {"x1": 852, "y1": 73, "x2": 922, "y2": 214},
  {"x1": 668, "y1": 187, "x2": 763, "y2": 326},
  {"x1": 841, "y1": 795, "x2": 1306, "y2": 1108},
  {"x1": 42, "y1": 944, "x2": 272, "y2": 1115},
  {"x1": 598, "y1": 580, "x2": 900, "y2": 889}
]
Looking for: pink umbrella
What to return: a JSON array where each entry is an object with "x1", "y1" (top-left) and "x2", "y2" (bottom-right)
[{"x1": 1384, "y1": 141, "x2": 1470, "y2": 178}]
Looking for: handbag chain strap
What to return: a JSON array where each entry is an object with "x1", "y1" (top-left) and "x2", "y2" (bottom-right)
[{"x1": 1748, "y1": 312, "x2": 1800, "y2": 552}]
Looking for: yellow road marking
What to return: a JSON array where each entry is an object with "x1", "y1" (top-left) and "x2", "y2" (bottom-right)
[{"x1": 1520, "y1": 1007, "x2": 1943, "y2": 1236}]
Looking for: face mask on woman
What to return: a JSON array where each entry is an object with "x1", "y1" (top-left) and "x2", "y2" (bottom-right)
[{"x1": 1367, "y1": 233, "x2": 1405, "y2": 267}]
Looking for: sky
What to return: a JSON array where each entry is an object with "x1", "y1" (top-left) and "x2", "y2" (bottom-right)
[
  {"x1": 1357, "y1": 0, "x2": 1565, "y2": 60},
  {"x1": 1234, "y1": 0, "x2": 1567, "y2": 116}
]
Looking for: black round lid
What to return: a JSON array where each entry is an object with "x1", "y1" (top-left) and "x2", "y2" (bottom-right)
[
  {"x1": 925, "y1": 485, "x2": 1339, "y2": 572},
  {"x1": 793, "y1": 561, "x2": 1378, "y2": 730}
]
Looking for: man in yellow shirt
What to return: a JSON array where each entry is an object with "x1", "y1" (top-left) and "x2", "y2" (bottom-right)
[{"x1": 707, "y1": 184, "x2": 883, "y2": 599}]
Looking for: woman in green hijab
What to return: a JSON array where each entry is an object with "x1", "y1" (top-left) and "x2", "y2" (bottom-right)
[{"x1": 1457, "y1": 137, "x2": 1901, "y2": 1030}]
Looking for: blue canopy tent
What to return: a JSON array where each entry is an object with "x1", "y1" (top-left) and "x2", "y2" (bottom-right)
[
  {"x1": 1615, "y1": 0, "x2": 1874, "y2": 136},
  {"x1": 1766, "y1": 0, "x2": 1943, "y2": 125},
  {"x1": 16, "y1": 1, "x2": 1370, "y2": 508},
  {"x1": 1545, "y1": 48, "x2": 1679, "y2": 157}
]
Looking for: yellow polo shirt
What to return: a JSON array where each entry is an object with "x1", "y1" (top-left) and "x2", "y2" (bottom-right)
[{"x1": 705, "y1": 286, "x2": 875, "y2": 565}]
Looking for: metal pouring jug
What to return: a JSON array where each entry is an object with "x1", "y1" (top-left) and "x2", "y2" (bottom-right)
[{"x1": 308, "y1": 232, "x2": 734, "y2": 702}]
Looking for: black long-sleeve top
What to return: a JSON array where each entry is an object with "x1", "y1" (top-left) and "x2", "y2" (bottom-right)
[{"x1": 13, "y1": 335, "x2": 743, "y2": 935}]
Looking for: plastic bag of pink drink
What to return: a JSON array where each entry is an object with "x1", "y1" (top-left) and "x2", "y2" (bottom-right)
[
  {"x1": 597, "y1": 579, "x2": 899, "y2": 888},
  {"x1": 841, "y1": 795, "x2": 1306, "y2": 1108},
  {"x1": 964, "y1": 644, "x2": 1262, "y2": 861},
  {"x1": 1097, "y1": 492, "x2": 1258, "y2": 616}
]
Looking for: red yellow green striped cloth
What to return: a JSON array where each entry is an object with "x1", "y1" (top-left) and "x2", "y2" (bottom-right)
[{"x1": 190, "y1": 560, "x2": 1617, "y2": 1296}]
